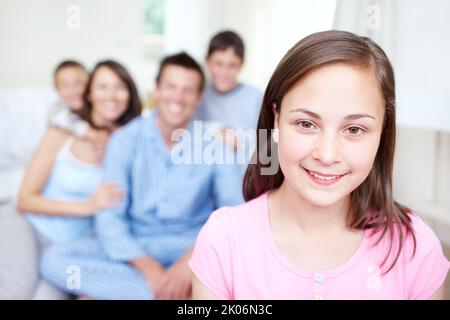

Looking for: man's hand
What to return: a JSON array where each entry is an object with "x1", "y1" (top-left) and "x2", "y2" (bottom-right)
[
  {"x1": 130, "y1": 256, "x2": 166, "y2": 293},
  {"x1": 153, "y1": 257, "x2": 193, "y2": 300}
]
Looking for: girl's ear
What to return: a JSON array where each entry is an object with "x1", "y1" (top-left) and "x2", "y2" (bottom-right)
[
  {"x1": 272, "y1": 102, "x2": 279, "y2": 144},
  {"x1": 272, "y1": 128, "x2": 279, "y2": 144}
]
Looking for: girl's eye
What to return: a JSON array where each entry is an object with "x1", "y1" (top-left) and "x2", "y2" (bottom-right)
[
  {"x1": 297, "y1": 120, "x2": 316, "y2": 130},
  {"x1": 345, "y1": 126, "x2": 364, "y2": 135}
]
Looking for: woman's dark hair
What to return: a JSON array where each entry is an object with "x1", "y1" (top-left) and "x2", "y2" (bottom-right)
[
  {"x1": 206, "y1": 30, "x2": 245, "y2": 62},
  {"x1": 243, "y1": 30, "x2": 416, "y2": 273},
  {"x1": 77, "y1": 60, "x2": 142, "y2": 128}
]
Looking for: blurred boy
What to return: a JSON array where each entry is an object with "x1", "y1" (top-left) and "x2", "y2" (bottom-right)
[
  {"x1": 196, "y1": 31, "x2": 262, "y2": 129},
  {"x1": 194, "y1": 31, "x2": 262, "y2": 166}
]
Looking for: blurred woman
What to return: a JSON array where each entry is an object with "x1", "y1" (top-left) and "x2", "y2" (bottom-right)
[{"x1": 15, "y1": 60, "x2": 142, "y2": 299}]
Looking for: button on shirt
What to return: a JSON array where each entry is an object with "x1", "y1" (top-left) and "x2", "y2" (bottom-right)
[{"x1": 96, "y1": 111, "x2": 244, "y2": 263}]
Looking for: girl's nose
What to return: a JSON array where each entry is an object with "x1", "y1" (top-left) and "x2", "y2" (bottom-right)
[{"x1": 312, "y1": 132, "x2": 341, "y2": 165}]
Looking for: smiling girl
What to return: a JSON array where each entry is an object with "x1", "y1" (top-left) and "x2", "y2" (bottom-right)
[{"x1": 189, "y1": 30, "x2": 449, "y2": 300}]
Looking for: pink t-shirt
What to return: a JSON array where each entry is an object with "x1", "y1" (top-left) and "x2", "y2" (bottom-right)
[{"x1": 189, "y1": 193, "x2": 449, "y2": 300}]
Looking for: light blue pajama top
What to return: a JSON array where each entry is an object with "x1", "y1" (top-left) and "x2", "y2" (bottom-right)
[{"x1": 95, "y1": 110, "x2": 244, "y2": 263}]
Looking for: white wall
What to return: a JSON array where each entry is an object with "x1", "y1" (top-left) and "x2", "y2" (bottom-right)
[
  {"x1": 334, "y1": 0, "x2": 450, "y2": 132},
  {"x1": 164, "y1": 0, "x2": 336, "y2": 90},
  {"x1": 0, "y1": 0, "x2": 337, "y2": 95},
  {"x1": 0, "y1": 0, "x2": 153, "y2": 96}
]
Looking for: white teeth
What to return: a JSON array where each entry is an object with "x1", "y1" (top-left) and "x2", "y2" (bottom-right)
[
  {"x1": 105, "y1": 102, "x2": 118, "y2": 109},
  {"x1": 169, "y1": 104, "x2": 182, "y2": 113},
  {"x1": 308, "y1": 170, "x2": 339, "y2": 181}
]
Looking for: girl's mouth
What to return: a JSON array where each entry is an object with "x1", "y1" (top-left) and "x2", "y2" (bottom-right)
[{"x1": 303, "y1": 167, "x2": 347, "y2": 186}]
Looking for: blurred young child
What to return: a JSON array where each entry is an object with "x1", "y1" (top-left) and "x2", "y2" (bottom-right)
[
  {"x1": 49, "y1": 60, "x2": 90, "y2": 136},
  {"x1": 50, "y1": 60, "x2": 107, "y2": 160}
]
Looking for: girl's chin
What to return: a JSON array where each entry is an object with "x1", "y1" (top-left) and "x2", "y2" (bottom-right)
[{"x1": 300, "y1": 189, "x2": 348, "y2": 207}]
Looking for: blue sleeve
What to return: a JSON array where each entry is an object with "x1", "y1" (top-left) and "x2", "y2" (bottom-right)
[{"x1": 95, "y1": 126, "x2": 146, "y2": 262}]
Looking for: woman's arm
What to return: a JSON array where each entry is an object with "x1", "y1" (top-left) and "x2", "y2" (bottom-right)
[
  {"x1": 17, "y1": 128, "x2": 94, "y2": 216},
  {"x1": 192, "y1": 275, "x2": 220, "y2": 300}
]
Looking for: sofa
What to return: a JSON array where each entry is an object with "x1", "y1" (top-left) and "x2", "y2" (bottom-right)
[
  {"x1": 0, "y1": 86, "x2": 68, "y2": 299},
  {"x1": 0, "y1": 87, "x2": 57, "y2": 202}
]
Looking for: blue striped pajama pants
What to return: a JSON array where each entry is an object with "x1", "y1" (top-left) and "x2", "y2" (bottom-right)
[{"x1": 40, "y1": 235, "x2": 192, "y2": 300}]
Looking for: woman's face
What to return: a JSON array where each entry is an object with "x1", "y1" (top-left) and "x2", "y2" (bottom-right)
[
  {"x1": 274, "y1": 63, "x2": 385, "y2": 207},
  {"x1": 89, "y1": 66, "x2": 130, "y2": 127}
]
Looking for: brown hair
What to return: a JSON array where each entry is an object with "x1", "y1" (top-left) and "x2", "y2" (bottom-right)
[
  {"x1": 243, "y1": 30, "x2": 415, "y2": 273},
  {"x1": 77, "y1": 60, "x2": 142, "y2": 129},
  {"x1": 53, "y1": 60, "x2": 87, "y2": 84},
  {"x1": 207, "y1": 30, "x2": 244, "y2": 62},
  {"x1": 156, "y1": 52, "x2": 205, "y2": 93}
]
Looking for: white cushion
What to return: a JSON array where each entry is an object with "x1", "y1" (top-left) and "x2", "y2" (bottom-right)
[{"x1": 0, "y1": 87, "x2": 57, "y2": 200}]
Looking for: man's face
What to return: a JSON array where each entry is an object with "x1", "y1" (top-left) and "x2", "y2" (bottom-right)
[{"x1": 155, "y1": 64, "x2": 202, "y2": 130}]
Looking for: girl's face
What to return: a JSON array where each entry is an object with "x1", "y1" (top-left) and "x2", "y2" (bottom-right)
[
  {"x1": 274, "y1": 63, "x2": 385, "y2": 207},
  {"x1": 89, "y1": 66, "x2": 130, "y2": 127}
]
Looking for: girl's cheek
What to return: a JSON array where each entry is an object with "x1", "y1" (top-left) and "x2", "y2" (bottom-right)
[
  {"x1": 279, "y1": 133, "x2": 314, "y2": 162},
  {"x1": 342, "y1": 139, "x2": 379, "y2": 173}
]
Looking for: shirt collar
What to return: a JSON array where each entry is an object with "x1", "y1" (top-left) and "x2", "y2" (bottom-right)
[{"x1": 142, "y1": 109, "x2": 198, "y2": 164}]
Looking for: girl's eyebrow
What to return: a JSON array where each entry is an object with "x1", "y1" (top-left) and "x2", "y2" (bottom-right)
[{"x1": 289, "y1": 107, "x2": 376, "y2": 120}]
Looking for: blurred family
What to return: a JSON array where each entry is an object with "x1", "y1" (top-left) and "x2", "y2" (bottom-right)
[
  {"x1": 1, "y1": 30, "x2": 448, "y2": 300},
  {"x1": 39, "y1": 52, "x2": 243, "y2": 299},
  {"x1": 8, "y1": 30, "x2": 252, "y2": 300}
]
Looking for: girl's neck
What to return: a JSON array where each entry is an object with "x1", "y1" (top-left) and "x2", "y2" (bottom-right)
[{"x1": 270, "y1": 182, "x2": 352, "y2": 235}]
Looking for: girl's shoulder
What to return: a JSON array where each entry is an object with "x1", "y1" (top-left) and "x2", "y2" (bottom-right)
[
  {"x1": 200, "y1": 193, "x2": 268, "y2": 242},
  {"x1": 403, "y1": 211, "x2": 442, "y2": 252},
  {"x1": 368, "y1": 211, "x2": 448, "y2": 276},
  {"x1": 368, "y1": 211, "x2": 443, "y2": 253},
  {"x1": 404, "y1": 212, "x2": 449, "y2": 264},
  {"x1": 209, "y1": 193, "x2": 267, "y2": 225},
  {"x1": 397, "y1": 211, "x2": 449, "y2": 299}
]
